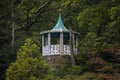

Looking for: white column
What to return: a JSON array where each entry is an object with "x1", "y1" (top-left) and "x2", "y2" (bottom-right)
[
  {"x1": 76, "y1": 35, "x2": 78, "y2": 54},
  {"x1": 60, "y1": 32, "x2": 63, "y2": 54},
  {"x1": 45, "y1": 36, "x2": 48, "y2": 46},
  {"x1": 48, "y1": 33, "x2": 51, "y2": 55},
  {"x1": 42, "y1": 34, "x2": 44, "y2": 56},
  {"x1": 76, "y1": 35, "x2": 78, "y2": 47},
  {"x1": 72, "y1": 34, "x2": 75, "y2": 54}
]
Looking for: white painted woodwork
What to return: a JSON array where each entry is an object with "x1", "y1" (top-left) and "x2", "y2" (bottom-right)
[
  {"x1": 60, "y1": 32, "x2": 63, "y2": 54},
  {"x1": 72, "y1": 34, "x2": 75, "y2": 54},
  {"x1": 48, "y1": 33, "x2": 51, "y2": 55},
  {"x1": 41, "y1": 33, "x2": 78, "y2": 56},
  {"x1": 42, "y1": 35, "x2": 44, "y2": 54},
  {"x1": 42, "y1": 45, "x2": 76, "y2": 56}
]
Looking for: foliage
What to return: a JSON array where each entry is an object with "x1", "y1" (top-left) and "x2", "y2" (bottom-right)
[
  {"x1": 54, "y1": 73, "x2": 105, "y2": 80},
  {"x1": 55, "y1": 75, "x2": 80, "y2": 80},
  {"x1": 68, "y1": 65, "x2": 83, "y2": 75},
  {"x1": 112, "y1": 63, "x2": 120, "y2": 74},
  {"x1": 0, "y1": 0, "x2": 120, "y2": 79},
  {"x1": 0, "y1": 0, "x2": 59, "y2": 79},
  {"x1": 76, "y1": 0, "x2": 120, "y2": 45},
  {"x1": 76, "y1": 32, "x2": 106, "y2": 65},
  {"x1": 6, "y1": 39, "x2": 49, "y2": 80}
]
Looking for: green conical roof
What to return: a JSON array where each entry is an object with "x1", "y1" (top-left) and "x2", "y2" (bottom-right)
[{"x1": 51, "y1": 13, "x2": 68, "y2": 31}]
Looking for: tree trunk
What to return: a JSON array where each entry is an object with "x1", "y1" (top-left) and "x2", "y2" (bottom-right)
[
  {"x1": 69, "y1": 28, "x2": 76, "y2": 66},
  {"x1": 68, "y1": 1, "x2": 76, "y2": 66},
  {"x1": 11, "y1": 23, "x2": 15, "y2": 54},
  {"x1": 11, "y1": 0, "x2": 15, "y2": 54}
]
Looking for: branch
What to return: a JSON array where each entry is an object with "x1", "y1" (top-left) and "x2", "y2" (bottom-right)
[
  {"x1": 14, "y1": 0, "x2": 25, "y2": 10},
  {"x1": 16, "y1": 0, "x2": 51, "y2": 31}
]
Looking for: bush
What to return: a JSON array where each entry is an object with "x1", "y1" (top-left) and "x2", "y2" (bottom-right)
[
  {"x1": 95, "y1": 74, "x2": 105, "y2": 80},
  {"x1": 6, "y1": 39, "x2": 49, "y2": 80},
  {"x1": 102, "y1": 69, "x2": 113, "y2": 74},
  {"x1": 68, "y1": 65, "x2": 83, "y2": 75}
]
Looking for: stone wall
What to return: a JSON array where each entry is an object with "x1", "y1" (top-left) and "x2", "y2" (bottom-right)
[{"x1": 43, "y1": 55, "x2": 72, "y2": 70}]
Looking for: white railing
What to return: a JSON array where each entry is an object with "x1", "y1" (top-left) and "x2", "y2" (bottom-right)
[
  {"x1": 43, "y1": 45, "x2": 77, "y2": 56},
  {"x1": 51, "y1": 45, "x2": 60, "y2": 55},
  {"x1": 43, "y1": 46, "x2": 49, "y2": 56}
]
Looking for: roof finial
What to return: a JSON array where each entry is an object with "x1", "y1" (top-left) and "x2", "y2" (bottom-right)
[
  {"x1": 59, "y1": 9, "x2": 62, "y2": 17},
  {"x1": 59, "y1": 9, "x2": 62, "y2": 13},
  {"x1": 51, "y1": 9, "x2": 68, "y2": 31}
]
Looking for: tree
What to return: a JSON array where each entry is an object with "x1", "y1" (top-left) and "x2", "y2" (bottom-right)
[
  {"x1": 61, "y1": 0, "x2": 78, "y2": 66},
  {"x1": 6, "y1": 38, "x2": 49, "y2": 80},
  {"x1": 77, "y1": 0, "x2": 120, "y2": 44},
  {"x1": 0, "y1": 0, "x2": 61, "y2": 79},
  {"x1": 0, "y1": 0, "x2": 12, "y2": 79}
]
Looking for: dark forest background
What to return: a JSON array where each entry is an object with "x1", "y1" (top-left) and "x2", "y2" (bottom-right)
[{"x1": 0, "y1": 0, "x2": 120, "y2": 80}]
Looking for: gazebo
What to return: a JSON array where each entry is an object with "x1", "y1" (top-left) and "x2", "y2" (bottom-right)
[{"x1": 40, "y1": 13, "x2": 79, "y2": 56}]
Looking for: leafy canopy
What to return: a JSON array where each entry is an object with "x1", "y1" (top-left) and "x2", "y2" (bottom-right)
[{"x1": 6, "y1": 39, "x2": 49, "y2": 80}]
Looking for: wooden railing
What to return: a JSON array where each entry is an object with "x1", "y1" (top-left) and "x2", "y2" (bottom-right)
[{"x1": 43, "y1": 45, "x2": 77, "y2": 56}]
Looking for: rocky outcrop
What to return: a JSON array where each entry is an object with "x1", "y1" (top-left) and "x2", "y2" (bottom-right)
[{"x1": 43, "y1": 55, "x2": 71, "y2": 70}]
